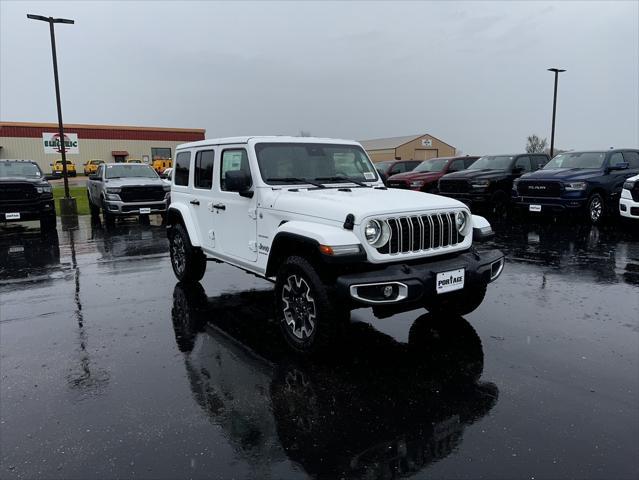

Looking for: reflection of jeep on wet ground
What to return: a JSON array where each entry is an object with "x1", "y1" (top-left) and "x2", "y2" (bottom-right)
[
  {"x1": 167, "y1": 137, "x2": 505, "y2": 352},
  {"x1": 171, "y1": 284, "x2": 499, "y2": 479}
]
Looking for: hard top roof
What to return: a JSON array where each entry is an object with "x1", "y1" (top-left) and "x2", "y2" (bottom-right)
[{"x1": 177, "y1": 136, "x2": 361, "y2": 150}]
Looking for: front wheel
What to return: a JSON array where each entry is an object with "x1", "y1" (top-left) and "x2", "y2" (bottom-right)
[
  {"x1": 40, "y1": 213, "x2": 57, "y2": 231},
  {"x1": 88, "y1": 192, "x2": 100, "y2": 217},
  {"x1": 586, "y1": 193, "x2": 605, "y2": 225},
  {"x1": 169, "y1": 223, "x2": 207, "y2": 282},
  {"x1": 275, "y1": 256, "x2": 347, "y2": 354},
  {"x1": 423, "y1": 282, "x2": 487, "y2": 315}
]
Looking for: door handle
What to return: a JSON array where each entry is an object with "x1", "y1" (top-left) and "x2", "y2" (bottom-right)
[
  {"x1": 190, "y1": 199, "x2": 200, "y2": 205},
  {"x1": 213, "y1": 203, "x2": 226, "y2": 211}
]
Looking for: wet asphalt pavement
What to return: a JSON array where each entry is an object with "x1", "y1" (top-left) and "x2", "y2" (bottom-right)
[{"x1": 1, "y1": 215, "x2": 638, "y2": 479}]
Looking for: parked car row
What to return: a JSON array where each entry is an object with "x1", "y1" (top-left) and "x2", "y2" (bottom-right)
[{"x1": 382, "y1": 149, "x2": 639, "y2": 224}]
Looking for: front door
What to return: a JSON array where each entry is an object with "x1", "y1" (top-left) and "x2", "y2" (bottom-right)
[{"x1": 214, "y1": 147, "x2": 257, "y2": 263}]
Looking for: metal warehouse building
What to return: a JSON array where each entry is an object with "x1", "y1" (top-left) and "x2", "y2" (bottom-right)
[
  {"x1": 360, "y1": 133, "x2": 456, "y2": 163},
  {"x1": 0, "y1": 121, "x2": 205, "y2": 173}
]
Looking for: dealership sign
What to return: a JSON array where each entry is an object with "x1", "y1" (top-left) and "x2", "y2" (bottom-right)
[{"x1": 42, "y1": 132, "x2": 79, "y2": 154}]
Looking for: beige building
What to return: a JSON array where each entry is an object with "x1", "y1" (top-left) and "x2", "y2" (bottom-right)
[
  {"x1": 360, "y1": 133, "x2": 456, "y2": 163},
  {"x1": 0, "y1": 121, "x2": 205, "y2": 173}
]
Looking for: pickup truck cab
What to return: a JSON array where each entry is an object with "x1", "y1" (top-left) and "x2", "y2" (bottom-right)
[
  {"x1": 438, "y1": 153, "x2": 549, "y2": 215},
  {"x1": 86, "y1": 163, "x2": 170, "y2": 225},
  {"x1": 513, "y1": 149, "x2": 639, "y2": 224},
  {"x1": 387, "y1": 156, "x2": 479, "y2": 193},
  {"x1": 0, "y1": 160, "x2": 56, "y2": 230},
  {"x1": 620, "y1": 173, "x2": 639, "y2": 220},
  {"x1": 166, "y1": 136, "x2": 504, "y2": 353}
]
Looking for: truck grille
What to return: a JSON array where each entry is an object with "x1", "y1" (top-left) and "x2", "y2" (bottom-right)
[
  {"x1": 517, "y1": 181, "x2": 562, "y2": 197},
  {"x1": 0, "y1": 183, "x2": 37, "y2": 202},
  {"x1": 376, "y1": 212, "x2": 464, "y2": 255},
  {"x1": 439, "y1": 179, "x2": 469, "y2": 194},
  {"x1": 631, "y1": 183, "x2": 639, "y2": 202},
  {"x1": 119, "y1": 186, "x2": 165, "y2": 202},
  {"x1": 387, "y1": 180, "x2": 410, "y2": 189}
]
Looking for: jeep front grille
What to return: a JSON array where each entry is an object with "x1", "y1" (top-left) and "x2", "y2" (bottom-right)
[{"x1": 376, "y1": 212, "x2": 464, "y2": 255}]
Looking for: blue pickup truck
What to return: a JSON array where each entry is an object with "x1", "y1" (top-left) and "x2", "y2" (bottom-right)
[{"x1": 513, "y1": 149, "x2": 639, "y2": 224}]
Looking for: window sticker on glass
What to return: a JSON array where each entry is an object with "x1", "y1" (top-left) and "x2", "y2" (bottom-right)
[{"x1": 364, "y1": 172, "x2": 375, "y2": 180}]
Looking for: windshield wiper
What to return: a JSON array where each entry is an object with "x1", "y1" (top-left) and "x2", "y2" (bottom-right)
[
  {"x1": 314, "y1": 176, "x2": 370, "y2": 187},
  {"x1": 266, "y1": 177, "x2": 325, "y2": 188}
]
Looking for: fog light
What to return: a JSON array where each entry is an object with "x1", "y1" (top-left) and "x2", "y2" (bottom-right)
[{"x1": 383, "y1": 285, "x2": 394, "y2": 298}]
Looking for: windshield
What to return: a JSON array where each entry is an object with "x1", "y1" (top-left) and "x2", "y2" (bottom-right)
[
  {"x1": 0, "y1": 162, "x2": 42, "y2": 178},
  {"x1": 414, "y1": 158, "x2": 448, "y2": 173},
  {"x1": 89, "y1": 160, "x2": 103, "y2": 165},
  {"x1": 105, "y1": 164, "x2": 159, "y2": 179},
  {"x1": 255, "y1": 143, "x2": 379, "y2": 185},
  {"x1": 468, "y1": 155, "x2": 514, "y2": 170},
  {"x1": 544, "y1": 152, "x2": 606, "y2": 169}
]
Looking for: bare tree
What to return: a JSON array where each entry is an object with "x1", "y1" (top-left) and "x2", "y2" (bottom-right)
[{"x1": 526, "y1": 134, "x2": 548, "y2": 154}]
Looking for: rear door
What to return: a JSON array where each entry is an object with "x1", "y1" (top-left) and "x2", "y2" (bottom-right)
[{"x1": 191, "y1": 149, "x2": 217, "y2": 252}]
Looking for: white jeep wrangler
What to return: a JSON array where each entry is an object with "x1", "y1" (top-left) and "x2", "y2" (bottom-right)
[{"x1": 167, "y1": 136, "x2": 504, "y2": 353}]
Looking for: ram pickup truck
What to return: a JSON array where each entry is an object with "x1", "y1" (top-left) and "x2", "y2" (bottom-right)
[
  {"x1": 0, "y1": 159, "x2": 56, "y2": 230},
  {"x1": 166, "y1": 136, "x2": 504, "y2": 353},
  {"x1": 513, "y1": 149, "x2": 639, "y2": 224},
  {"x1": 87, "y1": 163, "x2": 170, "y2": 225},
  {"x1": 387, "y1": 156, "x2": 479, "y2": 193},
  {"x1": 438, "y1": 153, "x2": 549, "y2": 214},
  {"x1": 619, "y1": 173, "x2": 639, "y2": 220}
]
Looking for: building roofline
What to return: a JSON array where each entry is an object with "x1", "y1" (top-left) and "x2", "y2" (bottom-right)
[{"x1": 0, "y1": 121, "x2": 205, "y2": 134}]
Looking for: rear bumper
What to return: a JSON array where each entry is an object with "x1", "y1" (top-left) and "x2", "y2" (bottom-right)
[
  {"x1": 0, "y1": 199, "x2": 56, "y2": 221},
  {"x1": 105, "y1": 199, "x2": 168, "y2": 215},
  {"x1": 335, "y1": 248, "x2": 504, "y2": 307},
  {"x1": 513, "y1": 196, "x2": 587, "y2": 213}
]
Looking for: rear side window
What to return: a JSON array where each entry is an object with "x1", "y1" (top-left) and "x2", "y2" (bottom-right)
[
  {"x1": 194, "y1": 150, "x2": 215, "y2": 189},
  {"x1": 622, "y1": 151, "x2": 639, "y2": 168},
  {"x1": 174, "y1": 151, "x2": 191, "y2": 186}
]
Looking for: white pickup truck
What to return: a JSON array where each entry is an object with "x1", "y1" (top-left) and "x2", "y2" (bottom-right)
[{"x1": 166, "y1": 136, "x2": 504, "y2": 353}]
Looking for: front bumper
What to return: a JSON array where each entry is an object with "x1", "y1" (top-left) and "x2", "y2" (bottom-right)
[
  {"x1": 0, "y1": 199, "x2": 56, "y2": 222},
  {"x1": 335, "y1": 248, "x2": 504, "y2": 306},
  {"x1": 513, "y1": 196, "x2": 587, "y2": 213},
  {"x1": 439, "y1": 192, "x2": 490, "y2": 206},
  {"x1": 619, "y1": 196, "x2": 639, "y2": 219},
  {"x1": 104, "y1": 199, "x2": 168, "y2": 215}
]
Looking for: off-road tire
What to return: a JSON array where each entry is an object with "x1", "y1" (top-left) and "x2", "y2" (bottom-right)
[
  {"x1": 169, "y1": 223, "x2": 207, "y2": 283},
  {"x1": 586, "y1": 192, "x2": 605, "y2": 225},
  {"x1": 275, "y1": 256, "x2": 347, "y2": 354},
  {"x1": 423, "y1": 282, "x2": 487, "y2": 316}
]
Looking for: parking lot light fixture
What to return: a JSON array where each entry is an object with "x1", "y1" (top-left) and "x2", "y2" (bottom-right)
[
  {"x1": 27, "y1": 13, "x2": 77, "y2": 215},
  {"x1": 548, "y1": 68, "x2": 566, "y2": 159}
]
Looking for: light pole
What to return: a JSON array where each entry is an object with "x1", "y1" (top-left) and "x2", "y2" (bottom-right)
[
  {"x1": 27, "y1": 14, "x2": 77, "y2": 215},
  {"x1": 547, "y1": 68, "x2": 566, "y2": 159}
]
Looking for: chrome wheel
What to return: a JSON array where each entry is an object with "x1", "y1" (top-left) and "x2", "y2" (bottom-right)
[
  {"x1": 170, "y1": 233, "x2": 186, "y2": 277},
  {"x1": 589, "y1": 196, "x2": 603, "y2": 222},
  {"x1": 281, "y1": 274, "x2": 317, "y2": 340}
]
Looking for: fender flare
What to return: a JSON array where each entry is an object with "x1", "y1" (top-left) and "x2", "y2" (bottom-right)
[{"x1": 166, "y1": 205, "x2": 202, "y2": 247}]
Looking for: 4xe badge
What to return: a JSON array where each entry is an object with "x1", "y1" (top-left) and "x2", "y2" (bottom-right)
[{"x1": 436, "y1": 268, "x2": 465, "y2": 294}]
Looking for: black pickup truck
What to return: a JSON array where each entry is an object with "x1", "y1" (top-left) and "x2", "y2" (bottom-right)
[
  {"x1": 513, "y1": 149, "x2": 639, "y2": 224},
  {"x1": 0, "y1": 160, "x2": 56, "y2": 230},
  {"x1": 438, "y1": 153, "x2": 550, "y2": 214}
]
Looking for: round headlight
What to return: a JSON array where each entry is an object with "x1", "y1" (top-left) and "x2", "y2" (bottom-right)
[
  {"x1": 455, "y1": 211, "x2": 467, "y2": 233},
  {"x1": 365, "y1": 220, "x2": 382, "y2": 244}
]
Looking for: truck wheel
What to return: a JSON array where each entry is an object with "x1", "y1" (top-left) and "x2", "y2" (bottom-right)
[
  {"x1": 586, "y1": 193, "x2": 605, "y2": 225},
  {"x1": 424, "y1": 282, "x2": 487, "y2": 316},
  {"x1": 491, "y1": 190, "x2": 509, "y2": 217},
  {"x1": 40, "y1": 213, "x2": 57, "y2": 231},
  {"x1": 275, "y1": 256, "x2": 346, "y2": 354},
  {"x1": 169, "y1": 223, "x2": 206, "y2": 282},
  {"x1": 88, "y1": 192, "x2": 100, "y2": 217}
]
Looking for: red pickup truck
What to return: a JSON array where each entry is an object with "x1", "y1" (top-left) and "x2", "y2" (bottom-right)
[{"x1": 387, "y1": 156, "x2": 479, "y2": 193}]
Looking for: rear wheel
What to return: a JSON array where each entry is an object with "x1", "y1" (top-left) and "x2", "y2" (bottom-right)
[
  {"x1": 275, "y1": 256, "x2": 347, "y2": 354},
  {"x1": 586, "y1": 192, "x2": 605, "y2": 225},
  {"x1": 169, "y1": 223, "x2": 207, "y2": 282},
  {"x1": 424, "y1": 282, "x2": 487, "y2": 315}
]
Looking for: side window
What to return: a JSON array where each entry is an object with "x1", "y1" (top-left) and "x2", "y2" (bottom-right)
[
  {"x1": 221, "y1": 149, "x2": 251, "y2": 191},
  {"x1": 514, "y1": 156, "x2": 532, "y2": 172},
  {"x1": 96, "y1": 165, "x2": 103, "y2": 178},
  {"x1": 464, "y1": 158, "x2": 477, "y2": 169},
  {"x1": 174, "y1": 151, "x2": 191, "y2": 186},
  {"x1": 609, "y1": 152, "x2": 625, "y2": 167},
  {"x1": 533, "y1": 156, "x2": 548, "y2": 170},
  {"x1": 194, "y1": 150, "x2": 215, "y2": 189},
  {"x1": 390, "y1": 163, "x2": 404, "y2": 175},
  {"x1": 622, "y1": 151, "x2": 639, "y2": 168},
  {"x1": 449, "y1": 159, "x2": 464, "y2": 172}
]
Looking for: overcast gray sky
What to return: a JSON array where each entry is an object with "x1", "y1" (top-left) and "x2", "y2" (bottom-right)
[{"x1": 1, "y1": 1, "x2": 637, "y2": 154}]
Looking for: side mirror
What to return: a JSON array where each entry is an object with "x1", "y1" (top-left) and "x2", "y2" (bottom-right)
[
  {"x1": 512, "y1": 166, "x2": 524, "y2": 175},
  {"x1": 49, "y1": 163, "x2": 53, "y2": 167},
  {"x1": 225, "y1": 170, "x2": 253, "y2": 197},
  {"x1": 608, "y1": 162, "x2": 629, "y2": 171},
  {"x1": 89, "y1": 174, "x2": 99, "y2": 181}
]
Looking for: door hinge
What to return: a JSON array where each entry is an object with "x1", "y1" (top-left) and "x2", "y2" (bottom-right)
[{"x1": 248, "y1": 241, "x2": 257, "y2": 252}]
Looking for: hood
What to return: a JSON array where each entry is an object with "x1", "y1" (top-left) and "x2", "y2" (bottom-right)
[
  {"x1": 103, "y1": 177, "x2": 165, "y2": 187},
  {"x1": 0, "y1": 176, "x2": 49, "y2": 185},
  {"x1": 268, "y1": 187, "x2": 466, "y2": 224},
  {"x1": 520, "y1": 168, "x2": 605, "y2": 182},
  {"x1": 441, "y1": 169, "x2": 509, "y2": 181},
  {"x1": 387, "y1": 171, "x2": 442, "y2": 182}
]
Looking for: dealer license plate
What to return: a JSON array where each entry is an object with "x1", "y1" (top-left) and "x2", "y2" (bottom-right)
[
  {"x1": 529, "y1": 204, "x2": 542, "y2": 212},
  {"x1": 9, "y1": 245, "x2": 24, "y2": 254},
  {"x1": 139, "y1": 208, "x2": 151, "y2": 214},
  {"x1": 436, "y1": 268, "x2": 465, "y2": 294},
  {"x1": 5, "y1": 212, "x2": 20, "y2": 220}
]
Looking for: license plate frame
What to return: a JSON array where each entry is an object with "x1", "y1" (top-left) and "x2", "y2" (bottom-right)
[
  {"x1": 436, "y1": 268, "x2": 465, "y2": 294},
  {"x1": 529, "y1": 204, "x2": 542, "y2": 212},
  {"x1": 5, "y1": 212, "x2": 21, "y2": 220},
  {"x1": 139, "y1": 207, "x2": 151, "y2": 214}
]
